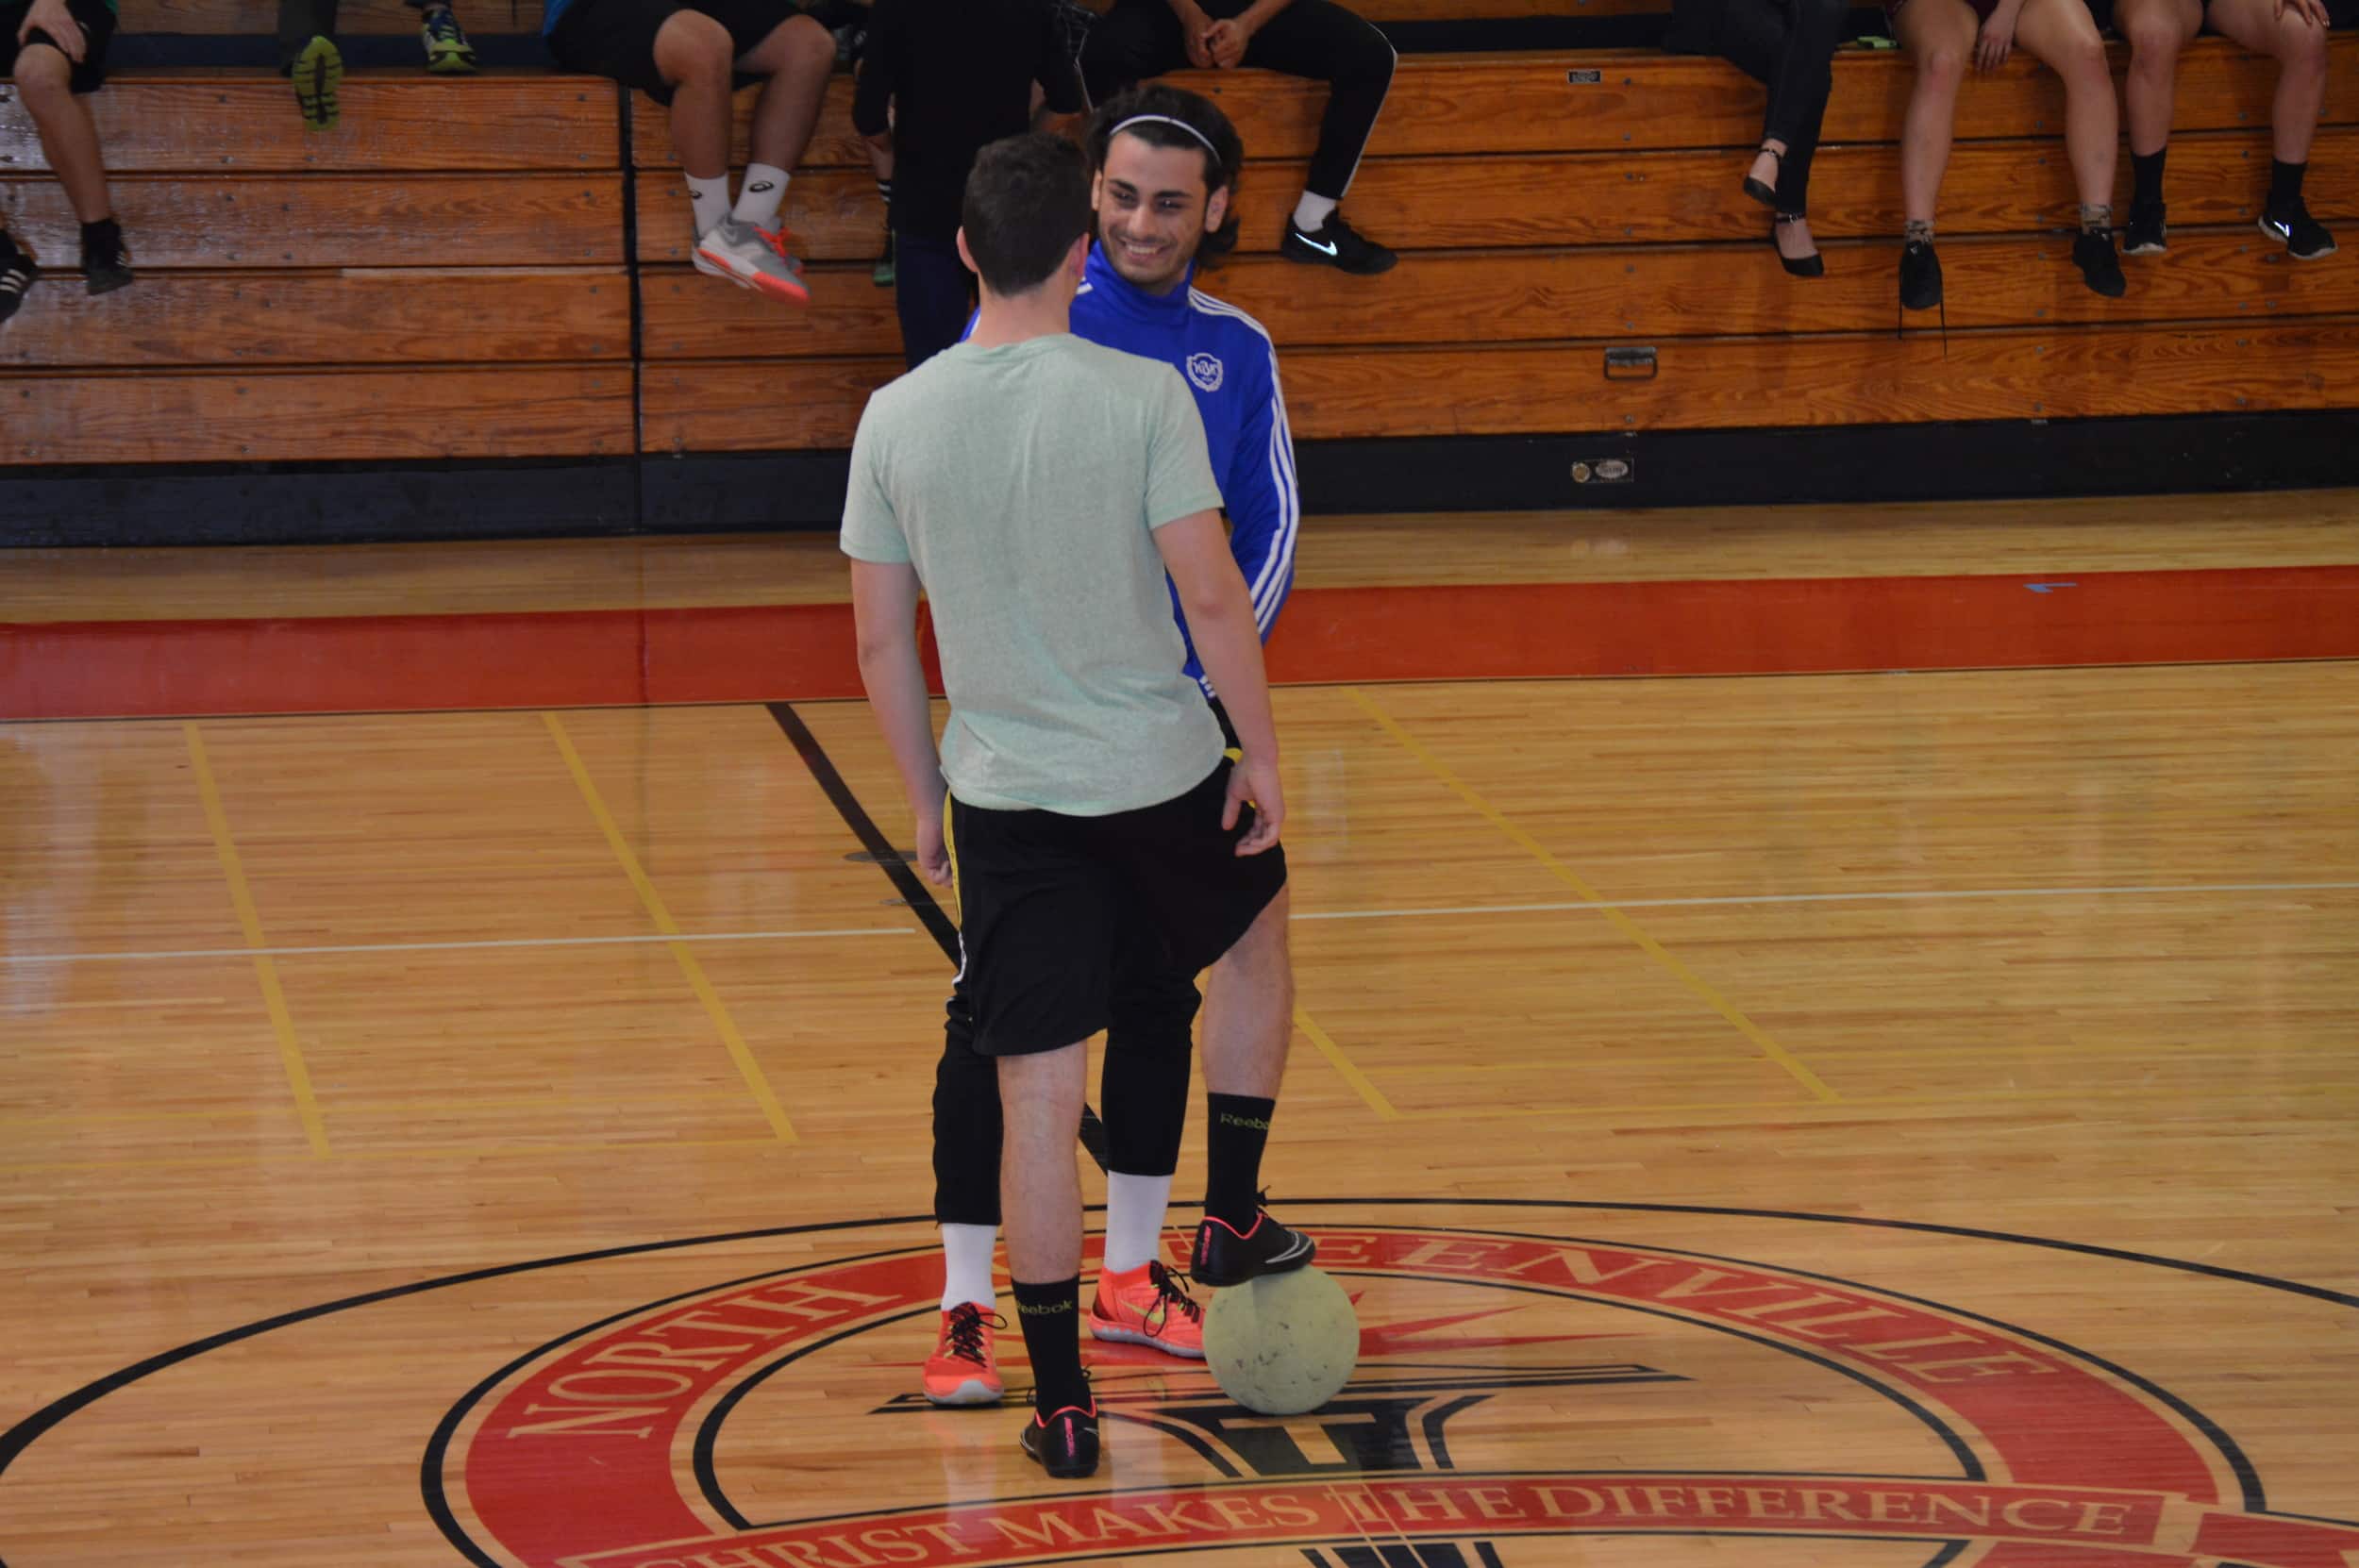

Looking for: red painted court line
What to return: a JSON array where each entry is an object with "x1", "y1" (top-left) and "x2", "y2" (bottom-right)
[{"x1": 4, "y1": 565, "x2": 2355, "y2": 721}]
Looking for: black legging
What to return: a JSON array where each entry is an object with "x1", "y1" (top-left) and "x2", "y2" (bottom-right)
[
  {"x1": 931, "y1": 934, "x2": 1200, "y2": 1226},
  {"x1": 1687, "y1": 0, "x2": 1850, "y2": 211},
  {"x1": 1083, "y1": 0, "x2": 1396, "y2": 202}
]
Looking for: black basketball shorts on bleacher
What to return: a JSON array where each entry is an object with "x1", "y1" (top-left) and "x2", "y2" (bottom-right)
[
  {"x1": 2, "y1": 0, "x2": 118, "y2": 93},
  {"x1": 947, "y1": 758, "x2": 1287, "y2": 1059},
  {"x1": 549, "y1": 0, "x2": 801, "y2": 103}
]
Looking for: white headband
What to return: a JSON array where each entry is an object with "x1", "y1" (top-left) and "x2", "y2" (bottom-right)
[{"x1": 1111, "y1": 113, "x2": 1220, "y2": 160}]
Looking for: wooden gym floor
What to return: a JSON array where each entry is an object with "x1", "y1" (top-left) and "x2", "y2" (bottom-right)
[{"x1": 1, "y1": 494, "x2": 2355, "y2": 1568}]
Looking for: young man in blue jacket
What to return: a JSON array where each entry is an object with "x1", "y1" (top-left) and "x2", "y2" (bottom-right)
[{"x1": 919, "y1": 84, "x2": 1301, "y2": 1409}]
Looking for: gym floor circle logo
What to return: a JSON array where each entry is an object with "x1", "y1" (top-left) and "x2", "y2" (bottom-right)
[
  {"x1": 421, "y1": 1217, "x2": 2359, "y2": 1568},
  {"x1": 3, "y1": 1202, "x2": 2354, "y2": 1568}
]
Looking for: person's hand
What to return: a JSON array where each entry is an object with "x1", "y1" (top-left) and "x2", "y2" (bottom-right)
[
  {"x1": 2276, "y1": 0, "x2": 2330, "y2": 28},
  {"x1": 1223, "y1": 752, "x2": 1285, "y2": 856},
  {"x1": 1203, "y1": 15, "x2": 1253, "y2": 68},
  {"x1": 19, "y1": 0, "x2": 87, "y2": 61},
  {"x1": 1974, "y1": 5, "x2": 2018, "y2": 71},
  {"x1": 1177, "y1": 0, "x2": 1216, "y2": 66},
  {"x1": 912, "y1": 808, "x2": 952, "y2": 889}
]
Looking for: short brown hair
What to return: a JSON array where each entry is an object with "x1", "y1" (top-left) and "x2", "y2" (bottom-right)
[{"x1": 961, "y1": 133, "x2": 1093, "y2": 295}]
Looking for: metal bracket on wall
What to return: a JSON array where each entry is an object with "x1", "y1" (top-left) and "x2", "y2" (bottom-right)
[{"x1": 1604, "y1": 346, "x2": 1659, "y2": 381}]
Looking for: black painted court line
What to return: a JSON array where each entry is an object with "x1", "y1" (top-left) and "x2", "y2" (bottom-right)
[{"x1": 763, "y1": 701, "x2": 1112, "y2": 1169}]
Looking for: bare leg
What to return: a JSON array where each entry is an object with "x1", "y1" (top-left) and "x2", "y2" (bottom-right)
[
  {"x1": 1894, "y1": 0, "x2": 1979, "y2": 225},
  {"x1": 2116, "y1": 0, "x2": 2200, "y2": 158},
  {"x1": 734, "y1": 13, "x2": 835, "y2": 172},
  {"x1": 1199, "y1": 888, "x2": 1293, "y2": 1100},
  {"x1": 654, "y1": 9, "x2": 736, "y2": 183},
  {"x1": 15, "y1": 47, "x2": 113, "y2": 225},
  {"x1": 998, "y1": 1042, "x2": 1088, "y2": 1283},
  {"x1": 2206, "y1": 0, "x2": 2327, "y2": 164},
  {"x1": 2016, "y1": 0, "x2": 2119, "y2": 211}
]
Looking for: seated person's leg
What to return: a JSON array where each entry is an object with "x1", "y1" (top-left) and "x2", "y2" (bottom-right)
[
  {"x1": 1890, "y1": 0, "x2": 1977, "y2": 308},
  {"x1": 1231, "y1": 0, "x2": 1400, "y2": 274},
  {"x1": 2114, "y1": 0, "x2": 2200, "y2": 254},
  {"x1": 729, "y1": 5, "x2": 836, "y2": 230},
  {"x1": 9, "y1": 17, "x2": 132, "y2": 295},
  {"x1": 2204, "y1": 0, "x2": 2335, "y2": 256},
  {"x1": 2014, "y1": 0, "x2": 2125, "y2": 294},
  {"x1": 1080, "y1": 0, "x2": 1187, "y2": 108}
]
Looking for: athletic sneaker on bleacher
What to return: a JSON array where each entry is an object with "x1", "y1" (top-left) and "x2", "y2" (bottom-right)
[
  {"x1": 276, "y1": 0, "x2": 478, "y2": 134},
  {"x1": 544, "y1": 0, "x2": 835, "y2": 303}
]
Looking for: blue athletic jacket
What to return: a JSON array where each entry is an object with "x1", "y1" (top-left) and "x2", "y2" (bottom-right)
[{"x1": 1071, "y1": 248, "x2": 1298, "y2": 695}]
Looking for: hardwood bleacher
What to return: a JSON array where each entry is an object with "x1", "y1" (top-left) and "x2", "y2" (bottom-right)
[
  {"x1": 629, "y1": 37, "x2": 2359, "y2": 457},
  {"x1": 4, "y1": 30, "x2": 2356, "y2": 483},
  {"x1": 0, "y1": 70, "x2": 629, "y2": 466}
]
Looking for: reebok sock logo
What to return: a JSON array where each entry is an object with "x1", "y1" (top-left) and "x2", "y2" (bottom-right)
[
  {"x1": 1217, "y1": 1112, "x2": 1272, "y2": 1130},
  {"x1": 1016, "y1": 1299, "x2": 1075, "y2": 1316}
]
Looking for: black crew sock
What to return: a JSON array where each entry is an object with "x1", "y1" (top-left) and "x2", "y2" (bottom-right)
[
  {"x1": 1203, "y1": 1093, "x2": 1276, "y2": 1232},
  {"x1": 2269, "y1": 159, "x2": 2306, "y2": 210},
  {"x1": 1010, "y1": 1276, "x2": 1088, "y2": 1416},
  {"x1": 80, "y1": 217, "x2": 120, "y2": 252},
  {"x1": 2132, "y1": 149, "x2": 2167, "y2": 208}
]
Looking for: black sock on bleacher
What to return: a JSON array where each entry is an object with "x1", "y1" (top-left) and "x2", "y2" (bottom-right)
[
  {"x1": 2268, "y1": 159, "x2": 2307, "y2": 210},
  {"x1": 79, "y1": 218, "x2": 123, "y2": 260},
  {"x1": 2132, "y1": 149, "x2": 2167, "y2": 209}
]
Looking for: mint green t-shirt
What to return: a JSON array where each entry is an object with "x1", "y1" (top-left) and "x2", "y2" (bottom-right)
[{"x1": 841, "y1": 333, "x2": 1228, "y2": 817}]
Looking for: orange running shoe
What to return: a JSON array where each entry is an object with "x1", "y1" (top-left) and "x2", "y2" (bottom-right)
[
  {"x1": 924, "y1": 1303, "x2": 1005, "y2": 1406},
  {"x1": 1089, "y1": 1260, "x2": 1206, "y2": 1359}
]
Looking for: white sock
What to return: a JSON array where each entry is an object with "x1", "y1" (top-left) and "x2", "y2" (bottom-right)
[
  {"x1": 1102, "y1": 1172, "x2": 1174, "y2": 1275},
  {"x1": 734, "y1": 163, "x2": 790, "y2": 229},
  {"x1": 1292, "y1": 192, "x2": 1339, "y2": 232},
  {"x1": 940, "y1": 1223, "x2": 996, "y2": 1312},
  {"x1": 687, "y1": 174, "x2": 731, "y2": 240}
]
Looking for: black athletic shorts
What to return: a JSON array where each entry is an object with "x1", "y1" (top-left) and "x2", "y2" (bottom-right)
[
  {"x1": 946, "y1": 758, "x2": 1287, "y2": 1059},
  {"x1": 549, "y1": 0, "x2": 802, "y2": 104},
  {"x1": 2, "y1": 0, "x2": 117, "y2": 93}
]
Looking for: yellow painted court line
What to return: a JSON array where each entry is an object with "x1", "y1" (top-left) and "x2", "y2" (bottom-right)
[
  {"x1": 1297, "y1": 1008, "x2": 1400, "y2": 1121},
  {"x1": 1346, "y1": 688, "x2": 1839, "y2": 1105},
  {"x1": 0, "y1": 1135, "x2": 789, "y2": 1176},
  {"x1": 185, "y1": 723, "x2": 334, "y2": 1157},
  {"x1": 0, "y1": 1089, "x2": 756, "y2": 1128},
  {"x1": 543, "y1": 712, "x2": 797, "y2": 1143}
]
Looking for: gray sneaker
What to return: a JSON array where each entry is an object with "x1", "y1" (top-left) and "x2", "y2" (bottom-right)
[{"x1": 693, "y1": 218, "x2": 811, "y2": 305}]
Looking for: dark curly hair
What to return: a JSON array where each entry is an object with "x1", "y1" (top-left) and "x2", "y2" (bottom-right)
[{"x1": 1084, "y1": 83, "x2": 1246, "y2": 266}]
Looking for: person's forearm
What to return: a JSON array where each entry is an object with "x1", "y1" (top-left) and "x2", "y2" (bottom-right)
[
  {"x1": 858, "y1": 638, "x2": 946, "y2": 817},
  {"x1": 1238, "y1": 0, "x2": 1295, "y2": 28},
  {"x1": 1184, "y1": 597, "x2": 1279, "y2": 763}
]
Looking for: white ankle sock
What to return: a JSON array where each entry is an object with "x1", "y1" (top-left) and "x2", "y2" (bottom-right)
[
  {"x1": 940, "y1": 1223, "x2": 996, "y2": 1311},
  {"x1": 734, "y1": 163, "x2": 789, "y2": 229},
  {"x1": 1292, "y1": 192, "x2": 1339, "y2": 232},
  {"x1": 1102, "y1": 1172, "x2": 1174, "y2": 1275},
  {"x1": 687, "y1": 175, "x2": 731, "y2": 240}
]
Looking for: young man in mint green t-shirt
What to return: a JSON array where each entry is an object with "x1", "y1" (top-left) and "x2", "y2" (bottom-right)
[
  {"x1": 1, "y1": 0, "x2": 132, "y2": 321},
  {"x1": 843, "y1": 131, "x2": 1313, "y2": 1482}
]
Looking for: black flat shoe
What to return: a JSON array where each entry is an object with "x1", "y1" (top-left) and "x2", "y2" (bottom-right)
[
  {"x1": 1742, "y1": 143, "x2": 1782, "y2": 209},
  {"x1": 1773, "y1": 212, "x2": 1823, "y2": 278}
]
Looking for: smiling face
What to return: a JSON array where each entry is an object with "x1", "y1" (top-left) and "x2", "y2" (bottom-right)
[{"x1": 1092, "y1": 132, "x2": 1231, "y2": 296}]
